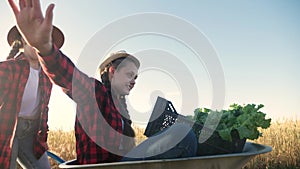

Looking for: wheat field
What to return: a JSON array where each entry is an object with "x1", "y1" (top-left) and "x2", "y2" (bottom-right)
[{"x1": 46, "y1": 119, "x2": 300, "y2": 169}]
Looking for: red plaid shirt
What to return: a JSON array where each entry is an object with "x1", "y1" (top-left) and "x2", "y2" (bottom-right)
[
  {"x1": 0, "y1": 54, "x2": 52, "y2": 168},
  {"x1": 39, "y1": 46, "x2": 123, "y2": 164}
]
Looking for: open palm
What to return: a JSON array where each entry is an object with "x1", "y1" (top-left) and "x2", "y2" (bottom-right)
[{"x1": 8, "y1": 0, "x2": 54, "y2": 54}]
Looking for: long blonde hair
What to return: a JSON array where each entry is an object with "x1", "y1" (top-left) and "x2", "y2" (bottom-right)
[
  {"x1": 7, "y1": 39, "x2": 22, "y2": 60},
  {"x1": 101, "y1": 57, "x2": 137, "y2": 152}
]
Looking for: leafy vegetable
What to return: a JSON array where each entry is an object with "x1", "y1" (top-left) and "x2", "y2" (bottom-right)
[{"x1": 193, "y1": 103, "x2": 271, "y2": 142}]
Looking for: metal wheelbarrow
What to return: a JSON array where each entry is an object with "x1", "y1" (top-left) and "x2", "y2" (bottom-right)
[{"x1": 48, "y1": 142, "x2": 271, "y2": 169}]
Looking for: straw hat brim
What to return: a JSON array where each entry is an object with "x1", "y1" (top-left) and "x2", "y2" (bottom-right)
[
  {"x1": 7, "y1": 25, "x2": 65, "y2": 49},
  {"x1": 99, "y1": 52, "x2": 140, "y2": 72}
]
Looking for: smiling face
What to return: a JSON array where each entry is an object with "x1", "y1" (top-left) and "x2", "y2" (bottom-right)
[{"x1": 110, "y1": 60, "x2": 138, "y2": 96}]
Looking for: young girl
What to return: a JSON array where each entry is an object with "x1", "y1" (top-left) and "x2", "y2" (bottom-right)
[{"x1": 0, "y1": 25, "x2": 64, "y2": 169}]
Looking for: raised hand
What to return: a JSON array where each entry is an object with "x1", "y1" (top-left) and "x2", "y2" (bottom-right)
[{"x1": 8, "y1": 0, "x2": 55, "y2": 55}]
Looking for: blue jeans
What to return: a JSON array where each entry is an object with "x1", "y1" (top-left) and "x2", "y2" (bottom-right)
[
  {"x1": 122, "y1": 123, "x2": 197, "y2": 161},
  {"x1": 10, "y1": 118, "x2": 51, "y2": 169}
]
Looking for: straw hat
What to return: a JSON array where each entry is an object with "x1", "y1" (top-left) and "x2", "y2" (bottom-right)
[
  {"x1": 99, "y1": 51, "x2": 140, "y2": 73},
  {"x1": 7, "y1": 25, "x2": 65, "y2": 49}
]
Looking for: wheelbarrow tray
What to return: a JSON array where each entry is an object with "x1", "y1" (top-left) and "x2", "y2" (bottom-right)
[{"x1": 59, "y1": 142, "x2": 272, "y2": 169}]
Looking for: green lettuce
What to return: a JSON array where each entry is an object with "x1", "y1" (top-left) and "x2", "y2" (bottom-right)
[{"x1": 193, "y1": 104, "x2": 271, "y2": 142}]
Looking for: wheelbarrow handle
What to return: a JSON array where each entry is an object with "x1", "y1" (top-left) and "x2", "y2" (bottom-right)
[{"x1": 47, "y1": 151, "x2": 65, "y2": 164}]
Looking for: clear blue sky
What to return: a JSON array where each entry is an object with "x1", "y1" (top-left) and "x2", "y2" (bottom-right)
[{"x1": 1, "y1": 0, "x2": 299, "y2": 130}]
